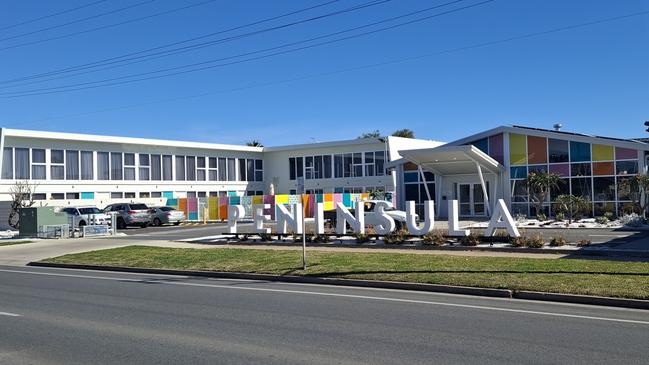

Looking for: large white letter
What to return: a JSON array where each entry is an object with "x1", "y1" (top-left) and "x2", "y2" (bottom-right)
[
  {"x1": 253, "y1": 204, "x2": 271, "y2": 234},
  {"x1": 447, "y1": 200, "x2": 469, "y2": 237},
  {"x1": 276, "y1": 203, "x2": 303, "y2": 234},
  {"x1": 406, "y1": 200, "x2": 434, "y2": 235},
  {"x1": 314, "y1": 202, "x2": 325, "y2": 235},
  {"x1": 336, "y1": 202, "x2": 364, "y2": 234},
  {"x1": 373, "y1": 201, "x2": 395, "y2": 235},
  {"x1": 485, "y1": 199, "x2": 520, "y2": 237},
  {"x1": 227, "y1": 205, "x2": 245, "y2": 233}
]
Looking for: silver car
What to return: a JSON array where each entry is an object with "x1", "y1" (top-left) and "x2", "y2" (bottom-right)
[
  {"x1": 103, "y1": 203, "x2": 151, "y2": 229},
  {"x1": 149, "y1": 206, "x2": 185, "y2": 226}
]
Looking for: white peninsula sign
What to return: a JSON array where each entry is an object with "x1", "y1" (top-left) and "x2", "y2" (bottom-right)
[{"x1": 227, "y1": 199, "x2": 520, "y2": 237}]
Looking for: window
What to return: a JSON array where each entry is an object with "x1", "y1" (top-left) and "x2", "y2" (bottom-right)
[
  {"x1": 304, "y1": 156, "x2": 313, "y2": 180},
  {"x1": 15, "y1": 148, "x2": 30, "y2": 179},
  {"x1": 218, "y1": 158, "x2": 227, "y2": 181},
  {"x1": 2, "y1": 147, "x2": 12, "y2": 179},
  {"x1": 162, "y1": 155, "x2": 172, "y2": 181},
  {"x1": 289, "y1": 157, "x2": 296, "y2": 180},
  {"x1": 186, "y1": 191, "x2": 196, "y2": 198},
  {"x1": 197, "y1": 157, "x2": 206, "y2": 181},
  {"x1": 548, "y1": 139, "x2": 569, "y2": 163},
  {"x1": 593, "y1": 177, "x2": 615, "y2": 201},
  {"x1": 198, "y1": 191, "x2": 206, "y2": 198},
  {"x1": 65, "y1": 150, "x2": 79, "y2": 180},
  {"x1": 238, "y1": 158, "x2": 246, "y2": 181},
  {"x1": 151, "y1": 192, "x2": 162, "y2": 198},
  {"x1": 80, "y1": 151, "x2": 93, "y2": 180},
  {"x1": 314, "y1": 156, "x2": 323, "y2": 179},
  {"x1": 97, "y1": 152, "x2": 109, "y2": 180},
  {"x1": 186, "y1": 156, "x2": 196, "y2": 181},
  {"x1": 227, "y1": 158, "x2": 236, "y2": 181},
  {"x1": 510, "y1": 166, "x2": 527, "y2": 179},
  {"x1": 124, "y1": 153, "x2": 135, "y2": 181},
  {"x1": 247, "y1": 159, "x2": 254, "y2": 182},
  {"x1": 353, "y1": 153, "x2": 363, "y2": 177},
  {"x1": 51, "y1": 193, "x2": 64, "y2": 200},
  {"x1": 66, "y1": 193, "x2": 79, "y2": 199},
  {"x1": 296, "y1": 157, "x2": 303, "y2": 179},
  {"x1": 375, "y1": 151, "x2": 385, "y2": 176},
  {"x1": 616, "y1": 161, "x2": 637, "y2": 175},
  {"x1": 151, "y1": 154, "x2": 161, "y2": 180},
  {"x1": 334, "y1": 154, "x2": 343, "y2": 178},
  {"x1": 570, "y1": 141, "x2": 591, "y2": 162},
  {"x1": 255, "y1": 159, "x2": 263, "y2": 181},
  {"x1": 343, "y1": 154, "x2": 352, "y2": 177},
  {"x1": 32, "y1": 148, "x2": 46, "y2": 180},
  {"x1": 571, "y1": 163, "x2": 591, "y2": 177},
  {"x1": 32, "y1": 193, "x2": 46, "y2": 200},
  {"x1": 208, "y1": 157, "x2": 218, "y2": 181},
  {"x1": 111, "y1": 152, "x2": 122, "y2": 180},
  {"x1": 51, "y1": 149, "x2": 64, "y2": 180},
  {"x1": 110, "y1": 192, "x2": 123, "y2": 199},
  {"x1": 139, "y1": 154, "x2": 150, "y2": 181},
  {"x1": 571, "y1": 178, "x2": 592, "y2": 199},
  {"x1": 124, "y1": 192, "x2": 136, "y2": 199},
  {"x1": 139, "y1": 192, "x2": 150, "y2": 198},
  {"x1": 364, "y1": 152, "x2": 374, "y2": 177},
  {"x1": 175, "y1": 156, "x2": 185, "y2": 181},
  {"x1": 323, "y1": 155, "x2": 332, "y2": 178}
]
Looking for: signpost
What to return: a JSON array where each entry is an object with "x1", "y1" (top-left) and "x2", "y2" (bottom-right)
[{"x1": 297, "y1": 177, "x2": 307, "y2": 270}]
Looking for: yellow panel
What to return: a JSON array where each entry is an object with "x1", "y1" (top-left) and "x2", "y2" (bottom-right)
[
  {"x1": 275, "y1": 194, "x2": 289, "y2": 204},
  {"x1": 509, "y1": 133, "x2": 527, "y2": 165},
  {"x1": 208, "y1": 197, "x2": 218, "y2": 220},
  {"x1": 592, "y1": 144, "x2": 614, "y2": 161},
  {"x1": 252, "y1": 195, "x2": 263, "y2": 204},
  {"x1": 323, "y1": 201, "x2": 334, "y2": 211}
]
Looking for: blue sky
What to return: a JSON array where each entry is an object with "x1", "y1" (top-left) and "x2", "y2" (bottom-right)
[{"x1": 0, "y1": 0, "x2": 647, "y2": 146}]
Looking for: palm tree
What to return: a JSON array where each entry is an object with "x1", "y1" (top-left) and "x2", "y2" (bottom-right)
[
  {"x1": 522, "y1": 171, "x2": 563, "y2": 218},
  {"x1": 392, "y1": 129, "x2": 415, "y2": 138},
  {"x1": 358, "y1": 130, "x2": 381, "y2": 139},
  {"x1": 246, "y1": 140, "x2": 263, "y2": 147}
]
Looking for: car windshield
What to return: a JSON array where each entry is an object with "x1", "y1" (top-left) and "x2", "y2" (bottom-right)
[
  {"x1": 78, "y1": 207, "x2": 101, "y2": 214},
  {"x1": 129, "y1": 204, "x2": 148, "y2": 210}
]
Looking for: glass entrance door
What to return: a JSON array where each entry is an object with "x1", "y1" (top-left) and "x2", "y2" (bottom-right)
[{"x1": 456, "y1": 183, "x2": 488, "y2": 217}]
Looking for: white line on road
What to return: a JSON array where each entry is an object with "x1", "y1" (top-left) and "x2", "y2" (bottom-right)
[
  {"x1": 0, "y1": 311, "x2": 22, "y2": 317},
  {"x1": 1, "y1": 268, "x2": 648, "y2": 325}
]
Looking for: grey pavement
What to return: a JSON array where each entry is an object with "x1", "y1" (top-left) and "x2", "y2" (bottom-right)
[{"x1": 1, "y1": 265, "x2": 648, "y2": 365}]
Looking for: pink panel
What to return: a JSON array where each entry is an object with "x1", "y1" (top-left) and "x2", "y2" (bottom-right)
[
  {"x1": 263, "y1": 195, "x2": 275, "y2": 220},
  {"x1": 488, "y1": 133, "x2": 504, "y2": 164},
  {"x1": 333, "y1": 194, "x2": 343, "y2": 206},
  {"x1": 615, "y1": 147, "x2": 637, "y2": 160},
  {"x1": 549, "y1": 164, "x2": 569, "y2": 177}
]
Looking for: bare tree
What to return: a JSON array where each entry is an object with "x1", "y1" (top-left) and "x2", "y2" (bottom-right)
[{"x1": 8, "y1": 181, "x2": 37, "y2": 229}]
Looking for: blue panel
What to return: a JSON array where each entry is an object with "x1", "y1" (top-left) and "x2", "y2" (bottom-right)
[
  {"x1": 81, "y1": 192, "x2": 94, "y2": 199},
  {"x1": 510, "y1": 166, "x2": 528, "y2": 179},
  {"x1": 404, "y1": 171, "x2": 419, "y2": 183},
  {"x1": 570, "y1": 141, "x2": 591, "y2": 162},
  {"x1": 227, "y1": 191, "x2": 237, "y2": 197},
  {"x1": 188, "y1": 212, "x2": 198, "y2": 220},
  {"x1": 163, "y1": 191, "x2": 174, "y2": 199},
  {"x1": 472, "y1": 138, "x2": 489, "y2": 154}
]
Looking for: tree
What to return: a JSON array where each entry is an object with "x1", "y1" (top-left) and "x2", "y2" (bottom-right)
[
  {"x1": 358, "y1": 130, "x2": 381, "y2": 139},
  {"x1": 522, "y1": 171, "x2": 563, "y2": 218},
  {"x1": 619, "y1": 174, "x2": 649, "y2": 218},
  {"x1": 8, "y1": 181, "x2": 38, "y2": 229},
  {"x1": 553, "y1": 194, "x2": 589, "y2": 224},
  {"x1": 246, "y1": 140, "x2": 263, "y2": 147},
  {"x1": 392, "y1": 129, "x2": 415, "y2": 138}
]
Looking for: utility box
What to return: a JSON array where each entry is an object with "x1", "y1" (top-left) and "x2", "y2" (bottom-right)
[{"x1": 18, "y1": 207, "x2": 69, "y2": 237}]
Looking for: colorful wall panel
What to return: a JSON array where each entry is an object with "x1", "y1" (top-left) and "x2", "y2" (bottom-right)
[{"x1": 509, "y1": 133, "x2": 527, "y2": 165}]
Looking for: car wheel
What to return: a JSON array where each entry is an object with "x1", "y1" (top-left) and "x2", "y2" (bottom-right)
[
  {"x1": 79, "y1": 220, "x2": 86, "y2": 227},
  {"x1": 174, "y1": 222, "x2": 181, "y2": 226},
  {"x1": 140, "y1": 223, "x2": 149, "y2": 228},
  {"x1": 117, "y1": 218, "x2": 126, "y2": 229},
  {"x1": 154, "y1": 218, "x2": 162, "y2": 226}
]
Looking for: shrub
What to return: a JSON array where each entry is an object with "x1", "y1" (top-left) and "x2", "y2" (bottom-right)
[
  {"x1": 525, "y1": 234, "x2": 544, "y2": 248},
  {"x1": 577, "y1": 239, "x2": 591, "y2": 247},
  {"x1": 422, "y1": 229, "x2": 447, "y2": 246},
  {"x1": 509, "y1": 236, "x2": 527, "y2": 248},
  {"x1": 553, "y1": 195, "x2": 590, "y2": 223},
  {"x1": 515, "y1": 213, "x2": 527, "y2": 223},
  {"x1": 259, "y1": 233, "x2": 273, "y2": 242},
  {"x1": 383, "y1": 229, "x2": 408, "y2": 244},
  {"x1": 310, "y1": 234, "x2": 331, "y2": 243},
  {"x1": 620, "y1": 213, "x2": 644, "y2": 227},
  {"x1": 536, "y1": 213, "x2": 547, "y2": 222},
  {"x1": 549, "y1": 235, "x2": 567, "y2": 247},
  {"x1": 460, "y1": 232, "x2": 482, "y2": 246},
  {"x1": 239, "y1": 234, "x2": 250, "y2": 242},
  {"x1": 355, "y1": 232, "x2": 371, "y2": 244},
  {"x1": 595, "y1": 216, "x2": 609, "y2": 225},
  {"x1": 604, "y1": 211, "x2": 615, "y2": 220},
  {"x1": 555, "y1": 212, "x2": 565, "y2": 221}
]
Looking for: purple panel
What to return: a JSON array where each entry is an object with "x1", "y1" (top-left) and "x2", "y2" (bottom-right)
[
  {"x1": 263, "y1": 195, "x2": 275, "y2": 220},
  {"x1": 488, "y1": 133, "x2": 504, "y2": 164},
  {"x1": 187, "y1": 198, "x2": 198, "y2": 213},
  {"x1": 549, "y1": 164, "x2": 569, "y2": 177},
  {"x1": 308, "y1": 194, "x2": 316, "y2": 218},
  {"x1": 615, "y1": 147, "x2": 637, "y2": 160}
]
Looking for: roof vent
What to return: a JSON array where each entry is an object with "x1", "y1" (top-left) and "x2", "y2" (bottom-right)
[{"x1": 553, "y1": 123, "x2": 562, "y2": 131}]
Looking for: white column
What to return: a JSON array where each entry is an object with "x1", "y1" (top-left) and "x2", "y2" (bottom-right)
[{"x1": 476, "y1": 162, "x2": 491, "y2": 215}]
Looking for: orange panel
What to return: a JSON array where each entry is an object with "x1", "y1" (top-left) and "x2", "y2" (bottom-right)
[
  {"x1": 592, "y1": 162, "x2": 614, "y2": 176},
  {"x1": 527, "y1": 136, "x2": 547, "y2": 164}
]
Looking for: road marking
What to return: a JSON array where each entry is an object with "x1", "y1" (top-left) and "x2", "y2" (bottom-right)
[
  {"x1": 0, "y1": 311, "x2": 22, "y2": 317},
  {"x1": 1, "y1": 268, "x2": 648, "y2": 325}
]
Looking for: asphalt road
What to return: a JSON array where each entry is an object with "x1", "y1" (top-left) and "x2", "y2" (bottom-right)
[{"x1": 1, "y1": 265, "x2": 648, "y2": 364}]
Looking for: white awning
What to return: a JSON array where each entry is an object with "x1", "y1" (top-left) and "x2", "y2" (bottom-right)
[{"x1": 388, "y1": 145, "x2": 503, "y2": 175}]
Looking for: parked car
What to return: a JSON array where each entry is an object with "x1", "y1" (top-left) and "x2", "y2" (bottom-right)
[
  {"x1": 60, "y1": 206, "x2": 112, "y2": 228},
  {"x1": 103, "y1": 203, "x2": 151, "y2": 229},
  {"x1": 148, "y1": 206, "x2": 185, "y2": 226}
]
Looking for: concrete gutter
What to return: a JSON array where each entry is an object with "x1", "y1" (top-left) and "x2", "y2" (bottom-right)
[{"x1": 27, "y1": 262, "x2": 649, "y2": 310}]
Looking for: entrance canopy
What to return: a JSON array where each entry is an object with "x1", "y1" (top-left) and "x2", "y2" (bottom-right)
[{"x1": 388, "y1": 145, "x2": 503, "y2": 175}]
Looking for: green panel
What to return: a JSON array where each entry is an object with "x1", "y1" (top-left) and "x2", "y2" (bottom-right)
[
  {"x1": 592, "y1": 144, "x2": 614, "y2": 161},
  {"x1": 509, "y1": 133, "x2": 527, "y2": 165}
]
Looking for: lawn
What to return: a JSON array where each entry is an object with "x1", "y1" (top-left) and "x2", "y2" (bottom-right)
[
  {"x1": 41, "y1": 246, "x2": 649, "y2": 299},
  {"x1": 0, "y1": 240, "x2": 33, "y2": 247}
]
